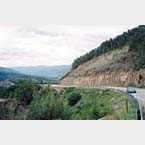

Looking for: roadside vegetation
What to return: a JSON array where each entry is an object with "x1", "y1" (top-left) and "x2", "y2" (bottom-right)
[
  {"x1": 63, "y1": 88, "x2": 135, "y2": 120},
  {"x1": 127, "y1": 83, "x2": 145, "y2": 89},
  {"x1": 142, "y1": 106, "x2": 145, "y2": 120},
  {"x1": 0, "y1": 80, "x2": 135, "y2": 120}
]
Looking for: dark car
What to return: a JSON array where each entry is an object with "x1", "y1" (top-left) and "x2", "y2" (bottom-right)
[{"x1": 126, "y1": 87, "x2": 136, "y2": 93}]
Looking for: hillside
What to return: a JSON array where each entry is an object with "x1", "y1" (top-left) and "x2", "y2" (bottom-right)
[
  {"x1": 0, "y1": 80, "x2": 135, "y2": 120},
  {"x1": 0, "y1": 67, "x2": 18, "y2": 74},
  {"x1": 61, "y1": 25, "x2": 145, "y2": 87},
  {"x1": 0, "y1": 67, "x2": 54, "y2": 83},
  {"x1": 12, "y1": 65, "x2": 71, "y2": 80},
  {"x1": 0, "y1": 67, "x2": 23, "y2": 82}
]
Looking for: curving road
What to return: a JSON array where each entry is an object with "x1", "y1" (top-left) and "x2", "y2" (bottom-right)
[
  {"x1": 51, "y1": 85, "x2": 145, "y2": 107},
  {"x1": 97, "y1": 86, "x2": 145, "y2": 120},
  {"x1": 51, "y1": 84, "x2": 145, "y2": 119},
  {"x1": 106, "y1": 86, "x2": 145, "y2": 106}
]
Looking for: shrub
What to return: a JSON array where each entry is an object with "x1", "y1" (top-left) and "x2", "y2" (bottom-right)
[
  {"x1": 27, "y1": 89, "x2": 67, "y2": 120},
  {"x1": 127, "y1": 83, "x2": 137, "y2": 87},
  {"x1": 0, "y1": 99, "x2": 17, "y2": 120},
  {"x1": 8, "y1": 80, "x2": 41, "y2": 106},
  {"x1": 64, "y1": 87, "x2": 76, "y2": 94},
  {"x1": 67, "y1": 92, "x2": 81, "y2": 106}
]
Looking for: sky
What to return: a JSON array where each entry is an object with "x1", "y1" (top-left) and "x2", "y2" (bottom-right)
[{"x1": 0, "y1": 25, "x2": 137, "y2": 67}]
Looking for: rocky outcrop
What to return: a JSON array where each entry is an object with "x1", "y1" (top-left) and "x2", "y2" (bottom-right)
[
  {"x1": 61, "y1": 69, "x2": 145, "y2": 87},
  {"x1": 61, "y1": 48, "x2": 145, "y2": 87}
]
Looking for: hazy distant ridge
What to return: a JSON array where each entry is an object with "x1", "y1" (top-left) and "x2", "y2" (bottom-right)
[{"x1": 11, "y1": 65, "x2": 71, "y2": 80}]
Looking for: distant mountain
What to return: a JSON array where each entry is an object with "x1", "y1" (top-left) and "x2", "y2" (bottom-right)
[
  {"x1": 11, "y1": 65, "x2": 71, "y2": 80},
  {"x1": 0, "y1": 67, "x2": 56, "y2": 83},
  {"x1": 0, "y1": 67, "x2": 17, "y2": 74},
  {"x1": 0, "y1": 67, "x2": 20, "y2": 81}
]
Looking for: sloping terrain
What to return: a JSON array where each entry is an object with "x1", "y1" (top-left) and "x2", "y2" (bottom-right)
[
  {"x1": 0, "y1": 67, "x2": 53, "y2": 83},
  {"x1": 61, "y1": 46, "x2": 145, "y2": 87},
  {"x1": 61, "y1": 26, "x2": 145, "y2": 87},
  {"x1": 0, "y1": 81, "x2": 135, "y2": 120}
]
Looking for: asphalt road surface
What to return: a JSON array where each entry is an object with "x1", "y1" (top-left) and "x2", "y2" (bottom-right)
[
  {"x1": 106, "y1": 86, "x2": 145, "y2": 106},
  {"x1": 51, "y1": 84, "x2": 145, "y2": 119},
  {"x1": 51, "y1": 85, "x2": 145, "y2": 106}
]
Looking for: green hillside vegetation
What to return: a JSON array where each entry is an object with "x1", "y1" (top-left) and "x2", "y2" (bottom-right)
[
  {"x1": 64, "y1": 88, "x2": 135, "y2": 120},
  {"x1": 0, "y1": 80, "x2": 135, "y2": 120},
  {"x1": 72, "y1": 25, "x2": 145, "y2": 70},
  {"x1": 0, "y1": 67, "x2": 56, "y2": 83}
]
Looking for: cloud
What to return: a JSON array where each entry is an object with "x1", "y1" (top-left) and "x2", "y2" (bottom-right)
[
  {"x1": 0, "y1": 47, "x2": 32, "y2": 58},
  {"x1": 16, "y1": 26, "x2": 72, "y2": 38},
  {"x1": 0, "y1": 25, "x2": 136, "y2": 67}
]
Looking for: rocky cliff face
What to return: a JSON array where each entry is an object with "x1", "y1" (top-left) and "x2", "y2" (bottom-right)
[
  {"x1": 61, "y1": 47, "x2": 145, "y2": 87},
  {"x1": 61, "y1": 69, "x2": 145, "y2": 87}
]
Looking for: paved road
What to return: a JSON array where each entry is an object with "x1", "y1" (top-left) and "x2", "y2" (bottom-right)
[
  {"x1": 106, "y1": 86, "x2": 145, "y2": 106},
  {"x1": 106, "y1": 86, "x2": 145, "y2": 120},
  {"x1": 51, "y1": 84, "x2": 145, "y2": 119},
  {"x1": 51, "y1": 85, "x2": 145, "y2": 106},
  {"x1": 51, "y1": 85, "x2": 145, "y2": 105}
]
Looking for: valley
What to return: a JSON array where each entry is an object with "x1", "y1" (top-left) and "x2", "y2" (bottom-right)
[
  {"x1": 11, "y1": 65, "x2": 71, "y2": 80},
  {"x1": 0, "y1": 25, "x2": 145, "y2": 120}
]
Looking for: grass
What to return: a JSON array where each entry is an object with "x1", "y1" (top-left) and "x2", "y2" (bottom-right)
[
  {"x1": 142, "y1": 106, "x2": 145, "y2": 120},
  {"x1": 63, "y1": 88, "x2": 135, "y2": 120},
  {"x1": 127, "y1": 83, "x2": 145, "y2": 89},
  {"x1": 102, "y1": 97, "x2": 135, "y2": 120},
  {"x1": 0, "y1": 81, "x2": 135, "y2": 120},
  {"x1": 111, "y1": 45, "x2": 129, "y2": 61}
]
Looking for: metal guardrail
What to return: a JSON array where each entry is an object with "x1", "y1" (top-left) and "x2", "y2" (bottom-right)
[
  {"x1": 60, "y1": 85, "x2": 143, "y2": 120},
  {"x1": 134, "y1": 97, "x2": 143, "y2": 120},
  {"x1": 86, "y1": 86, "x2": 143, "y2": 120},
  {"x1": 116, "y1": 90, "x2": 143, "y2": 120}
]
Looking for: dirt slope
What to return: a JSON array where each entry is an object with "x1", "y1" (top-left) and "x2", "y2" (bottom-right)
[{"x1": 61, "y1": 46, "x2": 145, "y2": 87}]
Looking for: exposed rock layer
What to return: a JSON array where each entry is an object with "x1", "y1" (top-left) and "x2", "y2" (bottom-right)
[{"x1": 61, "y1": 48, "x2": 145, "y2": 87}]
